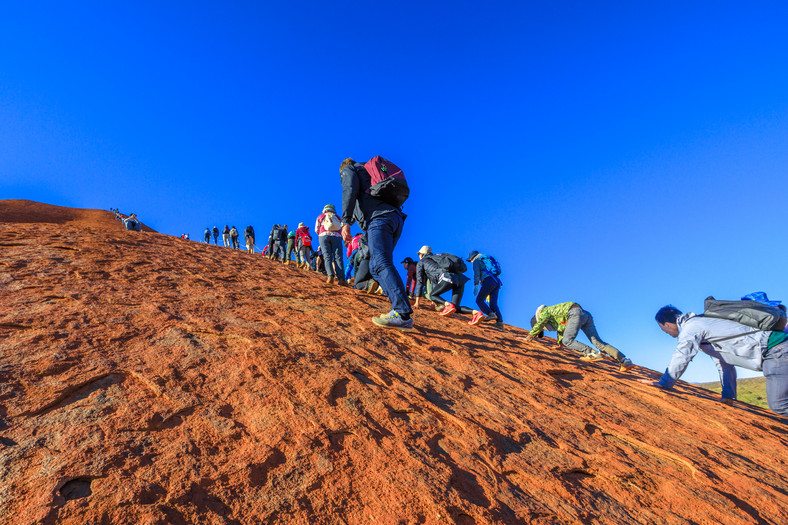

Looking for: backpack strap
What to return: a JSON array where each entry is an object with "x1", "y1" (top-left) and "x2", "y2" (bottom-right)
[{"x1": 704, "y1": 330, "x2": 762, "y2": 344}]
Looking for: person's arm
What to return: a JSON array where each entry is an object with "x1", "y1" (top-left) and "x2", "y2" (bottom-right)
[
  {"x1": 340, "y1": 167, "x2": 359, "y2": 227},
  {"x1": 473, "y1": 259, "x2": 481, "y2": 286},
  {"x1": 528, "y1": 313, "x2": 551, "y2": 338},
  {"x1": 656, "y1": 329, "x2": 703, "y2": 389}
]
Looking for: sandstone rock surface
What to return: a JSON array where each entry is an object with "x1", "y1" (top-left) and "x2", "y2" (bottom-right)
[{"x1": 1, "y1": 200, "x2": 787, "y2": 524}]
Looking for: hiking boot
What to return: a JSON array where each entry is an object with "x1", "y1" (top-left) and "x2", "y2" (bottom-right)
[
  {"x1": 438, "y1": 303, "x2": 456, "y2": 316},
  {"x1": 482, "y1": 312, "x2": 498, "y2": 323},
  {"x1": 491, "y1": 321, "x2": 504, "y2": 330},
  {"x1": 337, "y1": 280, "x2": 348, "y2": 287},
  {"x1": 326, "y1": 276, "x2": 335, "y2": 284},
  {"x1": 469, "y1": 311, "x2": 485, "y2": 326},
  {"x1": 580, "y1": 351, "x2": 604, "y2": 363},
  {"x1": 618, "y1": 358, "x2": 634, "y2": 372},
  {"x1": 372, "y1": 310, "x2": 414, "y2": 331},
  {"x1": 366, "y1": 280, "x2": 379, "y2": 294}
]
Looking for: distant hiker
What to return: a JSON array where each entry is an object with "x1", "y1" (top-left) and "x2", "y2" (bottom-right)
[
  {"x1": 245, "y1": 225, "x2": 255, "y2": 254},
  {"x1": 316, "y1": 204, "x2": 346, "y2": 285},
  {"x1": 212, "y1": 226, "x2": 220, "y2": 245},
  {"x1": 295, "y1": 222, "x2": 313, "y2": 269},
  {"x1": 123, "y1": 213, "x2": 142, "y2": 231},
  {"x1": 204, "y1": 227, "x2": 211, "y2": 243},
  {"x1": 339, "y1": 157, "x2": 412, "y2": 329},
  {"x1": 267, "y1": 225, "x2": 278, "y2": 260},
  {"x1": 277, "y1": 224, "x2": 289, "y2": 262},
  {"x1": 314, "y1": 246, "x2": 326, "y2": 274},
  {"x1": 229, "y1": 226, "x2": 239, "y2": 249},
  {"x1": 644, "y1": 304, "x2": 788, "y2": 415},
  {"x1": 344, "y1": 233, "x2": 363, "y2": 283},
  {"x1": 184, "y1": 233, "x2": 190, "y2": 240},
  {"x1": 222, "y1": 225, "x2": 231, "y2": 247},
  {"x1": 527, "y1": 302, "x2": 634, "y2": 371},
  {"x1": 413, "y1": 246, "x2": 469, "y2": 316},
  {"x1": 401, "y1": 257, "x2": 417, "y2": 299},
  {"x1": 285, "y1": 230, "x2": 297, "y2": 265}
]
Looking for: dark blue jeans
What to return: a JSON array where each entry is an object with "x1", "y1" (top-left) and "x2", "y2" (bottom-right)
[
  {"x1": 367, "y1": 212, "x2": 412, "y2": 316},
  {"x1": 763, "y1": 340, "x2": 788, "y2": 416},
  {"x1": 475, "y1": 276, "x2": 502, "y2": 323}
]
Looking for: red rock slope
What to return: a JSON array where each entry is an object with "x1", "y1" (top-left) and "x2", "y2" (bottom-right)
[
  {"x1": 0, "y1": 199, "x2": 156, "y2": 232},
  {"x1": 1, "y1": 201, "x2": 787, "y2": 525}
]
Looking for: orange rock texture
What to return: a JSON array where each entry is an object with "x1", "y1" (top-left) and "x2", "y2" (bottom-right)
[{"x1": 1, "y1": 199, "x2": 787, "y2": 524}]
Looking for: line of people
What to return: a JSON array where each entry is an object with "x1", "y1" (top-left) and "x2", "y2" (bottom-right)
[{"x1": 201, "y1": 225, "x2": 256, "y2": 253}]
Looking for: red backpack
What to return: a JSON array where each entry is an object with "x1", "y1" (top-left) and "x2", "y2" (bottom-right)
[{"x1": 364, "y1": 156, "x2": 409, "y2": 208}]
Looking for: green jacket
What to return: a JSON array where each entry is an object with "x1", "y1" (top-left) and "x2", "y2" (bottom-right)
[{"x1": 529, "y1": 302, "x2": 579, "y2": 343}]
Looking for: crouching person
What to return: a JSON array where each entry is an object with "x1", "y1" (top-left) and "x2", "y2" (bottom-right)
[
  {"x1": 528, "y1": 302, "x2": 634, "y2": 371},
  {"x1": 413, "y1": 246, "x2": 469, "y2": 317},
  {"x1": 644, "y1": 305, "x2": 788, "y2": 416}
]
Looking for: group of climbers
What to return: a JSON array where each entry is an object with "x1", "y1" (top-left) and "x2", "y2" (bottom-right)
[{"x1": 200, "y1": 225, "x2": 254, "y2": 253}]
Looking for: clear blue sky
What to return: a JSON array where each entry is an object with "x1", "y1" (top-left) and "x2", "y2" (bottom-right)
[{"x1": 3, "y1": 1, "x2": 788, "y2": 382}]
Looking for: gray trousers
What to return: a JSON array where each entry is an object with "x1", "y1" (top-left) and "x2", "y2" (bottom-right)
[{"x1": 563, "y1": 308, "x2": 624, "y2": 361}]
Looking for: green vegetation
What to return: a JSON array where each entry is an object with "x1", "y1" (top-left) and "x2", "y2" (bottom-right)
[{"x1": 697, "y1": 377, "x2": 768, "y2": 409}]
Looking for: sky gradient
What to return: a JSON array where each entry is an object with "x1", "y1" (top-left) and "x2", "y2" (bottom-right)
[{"x1": 3, "y1": 1, "x2": 788, "y2": 382}]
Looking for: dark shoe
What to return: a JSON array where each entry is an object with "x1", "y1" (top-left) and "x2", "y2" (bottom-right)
[
  {"x1": 326, "y1": 276, "x2": 335, "y2": 284},
  {"x1": 482, "y1": 312, "x2": 498, "y2": 323}
]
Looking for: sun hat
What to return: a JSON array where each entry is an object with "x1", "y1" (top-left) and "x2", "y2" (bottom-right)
[{"x1": 417, "y1": 245, "x2": 432, "y2": 256}]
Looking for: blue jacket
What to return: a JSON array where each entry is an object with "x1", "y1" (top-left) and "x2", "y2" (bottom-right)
[{"x1": 341, "y1": 163, "x2": 402, "y2": 232}]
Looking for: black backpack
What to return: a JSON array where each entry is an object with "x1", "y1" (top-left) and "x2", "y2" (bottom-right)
[
  {"x1": 245, "y1": 226, "x2": 254, "y2": 236},
  {"x1": 435, "y1": 253, "x2": 467, "y2": 274}
]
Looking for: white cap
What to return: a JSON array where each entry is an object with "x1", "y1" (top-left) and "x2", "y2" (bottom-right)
[
  {"x1": 418, "y1": 245, "x2": 432, "y2": 255},
  {"x1": 535, "y1": 305, "x2": 545, "y2": 320}
]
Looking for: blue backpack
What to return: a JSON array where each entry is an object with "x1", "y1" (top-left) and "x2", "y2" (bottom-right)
[{"x1": 480, "y1": 255, "x2": 501, "y2": 277}]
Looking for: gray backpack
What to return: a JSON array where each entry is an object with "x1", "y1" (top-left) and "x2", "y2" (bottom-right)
[{"x1": 703, "y1": 296, "x2": 787, "y2": 332}]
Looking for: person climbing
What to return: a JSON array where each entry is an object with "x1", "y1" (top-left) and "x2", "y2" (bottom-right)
[
  {"x1": 295, "y1": 222, "x2": 313, "y2": 269},
  {"x1": 401, "y1": 257, "x2": 417, "y2": 299},
  {"x1": 315, "y1": 204, "x2": 346, "y2": 285},
  {"x1": 244, "y1": 225, "x2": 255, "y2": 254},
  {"x1": 285, "y1": 229, "x2": 298, "y2": 265},
  {"x1": 350, "y1": 235, "x2": 376, "y2": 292},
  {"x1": 413, "y1": 246, "x2": 469, "y2": 316},
  {"x1": 466, "y1": 250, "x2": 504, "y2": 329},
  {"x1": 277, "y1": 225, "x2": 289, "y2": 262},
  {"x1": 339, "y1": 157, "x2": 413, "y2": 329},
  {"x1": 641, "y1": 304, "x2": 788, "y2": 415},
  {"x1": 527, "y1": 302, "x2": 634, "y2": 371},
  {"x1": 345, "y1": 233, "x2": 364, "y2": 284},
  {"x1": 212, "y1": 226, "x2": 220, "y2": 245},
  {"x1": 222, "y1": 225, "x2": 231, "y2": 247},
  {"x1": 229, "y1": 226, "x2": 239, "y2": 249},
  {"x1": 123, "y1": 213, "x2": 142, "y2": 231},
  {"x1": 204, "y1": 227, "x2": 211, "y2": 243},
  {"x1": 268, "y1": 224, "x2": 281, "y2": 261}
]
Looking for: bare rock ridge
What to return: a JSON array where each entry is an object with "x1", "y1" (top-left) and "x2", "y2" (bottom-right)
[{"x1": 1, "y1": 200, "x2": 787, "y2": 524}]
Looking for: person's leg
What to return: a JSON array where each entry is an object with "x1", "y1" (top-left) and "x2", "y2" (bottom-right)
[
  {"x1": 329, "y1": 236, "x2": 345, "y2": 281},
  {"x1": 487, "y1": 281, "x2": 503, "y2": 323},
  {"x1": 449, "y1": 276, "x2": 465, "y2": 307},
  {"x1": 764, "y1": 342, "x2": 788, "y2": 416},
  {"x1": 428, "y1": 279, "x2": 452, "y2": 306},
  {"x1": 367, "y1": 213, "x2": 412, "y2": 316},
  {"x1": 580, "y1": 309, "x2": 625, "y2": 361},
  {"x1": 476, "y1": 277, "x2": 496, "y2": 316},
  {"x1": 319, "y1": 237, "x2": 334, "y2": 278},
  {"x1": 562, "y1": 308, "x2": 595, "y2": 355}
]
